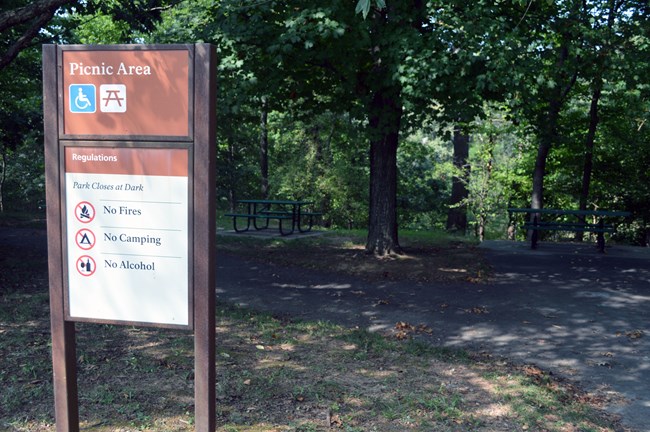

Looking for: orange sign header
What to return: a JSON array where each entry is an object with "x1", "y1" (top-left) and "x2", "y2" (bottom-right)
[
  {"x1": 65, "y1": 147, "x2": 188, "y2": 177},
  {"x1": 62, "y1": 48, "x2": 191, "y2": 138}
]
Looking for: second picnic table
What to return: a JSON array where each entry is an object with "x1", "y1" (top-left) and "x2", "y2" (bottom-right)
[
  {"x1": 225, "y1": 199, "x2": 321, "y2": 235},
  {"x1": 508, "y1": 208, "x2": 630, "y2": 252}
]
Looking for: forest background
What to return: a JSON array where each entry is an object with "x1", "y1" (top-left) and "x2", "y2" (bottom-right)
[{"x1": 1, "y1": 0, "x2": 649, "y2": 253}]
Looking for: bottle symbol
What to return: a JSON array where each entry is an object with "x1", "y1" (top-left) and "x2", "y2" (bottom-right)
[{"x1": 81, "y1": 258, "x2": 92, "y2": 273}]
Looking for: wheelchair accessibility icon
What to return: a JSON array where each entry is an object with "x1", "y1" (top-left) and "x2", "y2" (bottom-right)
[{"x1": 69, "y1": 84, "x2": 96, "y2": 113}]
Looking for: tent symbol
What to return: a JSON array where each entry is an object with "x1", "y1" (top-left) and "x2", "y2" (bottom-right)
[{"x1": 75, "y1": 229, "x2": 95, "y2": 250}]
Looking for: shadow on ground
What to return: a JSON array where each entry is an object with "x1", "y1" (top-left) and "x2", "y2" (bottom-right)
[{"x1": 216, "y1": 240, "x2": 650, "y2": 431}]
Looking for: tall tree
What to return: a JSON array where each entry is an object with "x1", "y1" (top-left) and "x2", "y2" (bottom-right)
[
  {"x1": 494, "y1": 0, "x2": 585, "y2": 214},
  {"x1": 212, "y1": 0, "x2": 508, "y2": 255},
  {"x1": 531, "y1": 11, "x2": 581, "y2": 212},
  {"x1": 364, "y1": 5, "x2": 409, "y2": 254},
  {"x1": 504, "y1": 0, "x2": 649, "y2": 216},
  {"x1": 575, "y1": 0, "x2": 647, "y2": 238}
]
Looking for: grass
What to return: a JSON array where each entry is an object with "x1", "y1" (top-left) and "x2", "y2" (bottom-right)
[{"x1": 0, "y1": 294, "x2": 621, "y2": 431}]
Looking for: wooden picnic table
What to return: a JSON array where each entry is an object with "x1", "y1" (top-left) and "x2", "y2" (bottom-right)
[
  {"x1": 508, "y1": 208, "x2": 631, "y2": 252},
  {"x1": 225, "y1": 199, "x2": 321, "y2": 235}
]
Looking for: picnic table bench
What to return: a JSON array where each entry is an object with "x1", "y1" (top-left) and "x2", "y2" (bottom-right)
[
  {"x1": 225, "y1": 199, "x2": 322, "y2": 236},
  {"x1": 508, "y1": 208, "x2": 631, "y2": 252}
]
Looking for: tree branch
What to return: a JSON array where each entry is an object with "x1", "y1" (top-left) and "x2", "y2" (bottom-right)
[
  {"x1": 0, "y1": 8, "x2": 57, "y2": 70},
  {"x1": 0, "y1": 0, "x2": 74, "y2": 34}
]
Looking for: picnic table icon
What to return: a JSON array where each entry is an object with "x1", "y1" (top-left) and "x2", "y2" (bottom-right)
[{"x1": 99, "y1": 84, "x2": 127, "y2": 113}]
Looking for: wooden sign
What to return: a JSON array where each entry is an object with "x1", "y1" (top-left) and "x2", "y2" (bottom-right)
[{"x1": 43, "y1": 44, "x2": 216, "y2": 431}]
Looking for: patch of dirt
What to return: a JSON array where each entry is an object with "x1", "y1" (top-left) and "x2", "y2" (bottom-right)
[{"x1": 217, "y1": 234, "x2": 490, "y2": 284}]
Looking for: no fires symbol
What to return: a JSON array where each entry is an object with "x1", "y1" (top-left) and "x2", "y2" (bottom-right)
[{"x1": 75, "y1": 201, "x2": 95, "y2": 223}]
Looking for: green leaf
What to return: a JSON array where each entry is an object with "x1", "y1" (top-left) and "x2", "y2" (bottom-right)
[{"x1": 355, "y1": 0, "x2": 371, "y2": 19}]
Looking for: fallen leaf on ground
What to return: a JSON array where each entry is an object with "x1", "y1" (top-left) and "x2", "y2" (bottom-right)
[
  {"x1": 465, "y1": 306, "x2": 489, "y2": 314},
  {"x1": 394, "y1": 321, "x2": 433, "y2": 339},
  {"x1": 626, "y1": 330, "x2": 644, "y2": 339}
]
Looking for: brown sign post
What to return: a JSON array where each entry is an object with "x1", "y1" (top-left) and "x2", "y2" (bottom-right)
[{"x1": 43, "y1": 44, "x2": 216, "y2": 431}]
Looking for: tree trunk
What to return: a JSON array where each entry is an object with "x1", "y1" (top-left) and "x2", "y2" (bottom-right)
[
  {"x1": 475, "y1": 135, "x2": 495, "y2": 242},
  {"x1": 364, "y1": 8, "x2": 403, "y2": 256},
  {"x1": 477, "y1": 214, "x2": 487, "y2": 242},
  {"x1": 0, "y1": 148, "x2": 5, "y2": 212},
  {"x1": 576, "y1": 0, "x2": 618, "y2": 240},
  {"x1": 529, "y1": 96, "x2": 561, "y2": 242},
  {"x1": 575, "y1": 74, "x2": 602, "y2": 241},
  {"x1": 259, "y1": 97, "x2": 269, "y2": 199},
  {"x1": 446, "y1": 126, "x2": 470, "y2": 233},
  {"x1": 531, "y1": 129, "x2": 553, "y2": 211},
  {"x1": 365, "y1": 83, "x2": 403, "y2": 256},
  {"x1": 226, "y1": 136, "x2": 236, "y2": 211},
  {"x1": 530, "y1": 42, "x2": 577, "y2": 213}
]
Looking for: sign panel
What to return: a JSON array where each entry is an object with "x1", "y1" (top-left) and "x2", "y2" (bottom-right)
[
  {"x1": 62, "y1": 49, "x2": 190, "y2": 137},
  {"x1": 64, "y1": 146, "x2": 190, "y2": 326}
]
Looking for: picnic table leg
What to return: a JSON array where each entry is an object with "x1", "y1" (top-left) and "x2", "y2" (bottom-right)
[
  {"x1": 298, "y1": 214, "x2": 308, "y2": 232},
  {"x1": 252, "y1": 202, "x2": 270, "y2": 230},
  {"x1": 232, "y1": 216, "x2": 250, "y2": 232},
  {"x1": 597, "y1": 219, "x2": 605, "y2": 253},
  {"x1": 530, "y1": 214, "x2": 539, "y2": 249},
  {"x1": 279, "y1": 217, "x2": 295, "y2": 235},
  {"x1": 299, "y1": 213, "x2": 315, "y2": 233},
  {"x1": 278, "y1": 203, "x2": 294, "y2": 235},
  {"x1": 296, "y1": 206, "x2": 313, "y2": 232}
]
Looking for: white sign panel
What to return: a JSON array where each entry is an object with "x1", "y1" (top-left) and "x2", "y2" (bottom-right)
[{"x1": 64, "y1": 147, "x2": 190, "y2": 326}]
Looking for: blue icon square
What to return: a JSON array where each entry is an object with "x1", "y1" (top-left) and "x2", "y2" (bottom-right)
[{"x1": 69, "y1": 84, "x2": 96, "y2": 113}]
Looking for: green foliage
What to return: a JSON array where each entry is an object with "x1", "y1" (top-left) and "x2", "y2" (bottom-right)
[
  {"x1": 0, "y1": 43, "x2": 44, "y2": 211},
  {"x1": 79, "y1": 0, "x2": 175, "y2": 38},
  {"x1": 464, "y1": 108, "x2": 533, "y2": 239},
  {"x1": 266, "y1": 111, "x2": 369, "y2": 228},
  {"x1": 1, "y1": 0, "x2": 649, "y2": 242},
  {"x1": 397, "y1": 129, "x2": 452, "y2": 230},
  {"x1": 2, "y1": 133, "x2": 45, "y2": 211},
  {"x1": 71, "y1": 12, "x2": 133, "y2": 44}
]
